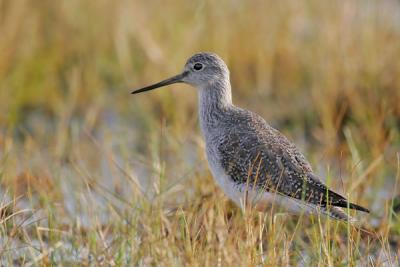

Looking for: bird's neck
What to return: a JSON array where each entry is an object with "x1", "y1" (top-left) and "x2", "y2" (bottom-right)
[{"x1": 198, "y1": 78, "x2": 233, "y2": 131}]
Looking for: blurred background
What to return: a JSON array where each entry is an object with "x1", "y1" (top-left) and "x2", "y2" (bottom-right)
[{"x1": 0, "y1": 0, "x2": 400, "y2": 265}]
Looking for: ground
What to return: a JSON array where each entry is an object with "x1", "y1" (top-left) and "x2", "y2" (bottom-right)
[{"x1": 0, "y1": 0, "x2": 399, "y2": 265}]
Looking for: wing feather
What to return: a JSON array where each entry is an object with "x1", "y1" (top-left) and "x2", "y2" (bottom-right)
[{"x1": 216, "y1": 109, "x2": 368, "y2": 213}]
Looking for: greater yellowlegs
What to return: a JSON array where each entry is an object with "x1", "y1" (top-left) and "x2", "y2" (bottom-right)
[{"x1": 131, "y1": 52, "x2": 369, "y2": 221}]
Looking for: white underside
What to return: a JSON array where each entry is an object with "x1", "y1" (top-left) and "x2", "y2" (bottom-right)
[{"x1": 207, "y1": 155, "x2": 319, "y2": 215}]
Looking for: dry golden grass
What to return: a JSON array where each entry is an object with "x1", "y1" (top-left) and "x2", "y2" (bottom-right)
[{"x1": 0, "y1": 0, "x2": 400, "y2": 265}]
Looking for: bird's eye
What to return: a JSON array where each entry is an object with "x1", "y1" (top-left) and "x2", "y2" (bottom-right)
[{"x1": 193, "y1": 63, "x2": 203, "y2": 71}]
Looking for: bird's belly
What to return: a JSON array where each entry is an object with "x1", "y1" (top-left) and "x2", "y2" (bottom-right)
[
  {"x1": 206, "y1": 152, "x2": 316, "y2": 214},
  {"x1": 207, "y1": 158, "x2": 245, "y2": 207}
]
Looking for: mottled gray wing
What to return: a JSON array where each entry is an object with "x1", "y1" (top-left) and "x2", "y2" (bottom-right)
[{"x1": 216, "y1": 110, "x2": 352, "y2": 209}]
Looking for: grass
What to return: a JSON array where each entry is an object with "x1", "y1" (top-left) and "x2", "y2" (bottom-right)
[{"x1": 0, "y1": 0, "x2": 400, "y2": 265}]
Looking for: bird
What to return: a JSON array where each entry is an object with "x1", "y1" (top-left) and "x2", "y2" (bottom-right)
[{"x1": 131, "y1": 52, "x2": 369, "y2": 221}]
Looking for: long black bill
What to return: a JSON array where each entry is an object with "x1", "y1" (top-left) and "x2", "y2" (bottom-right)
[{"x1": 131, "y1": 72, "x2": 188, "y2": 94}]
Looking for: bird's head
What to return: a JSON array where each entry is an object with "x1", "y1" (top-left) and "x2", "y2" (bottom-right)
[{"x1": 131, "y1": 52, "x2": 229, "y2": 94}]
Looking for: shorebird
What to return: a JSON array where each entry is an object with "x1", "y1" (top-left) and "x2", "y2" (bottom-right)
[{"x1": 132, "y1": 52, "x2": 369, "y2": 221}]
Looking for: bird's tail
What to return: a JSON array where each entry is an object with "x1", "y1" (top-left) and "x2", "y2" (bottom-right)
[
  {"x1": 334, "y1": 199, "x2": 370, "y2": 213},
  {"x1": 319, "y1": 206, "x2": 356, "y2": 223}
]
